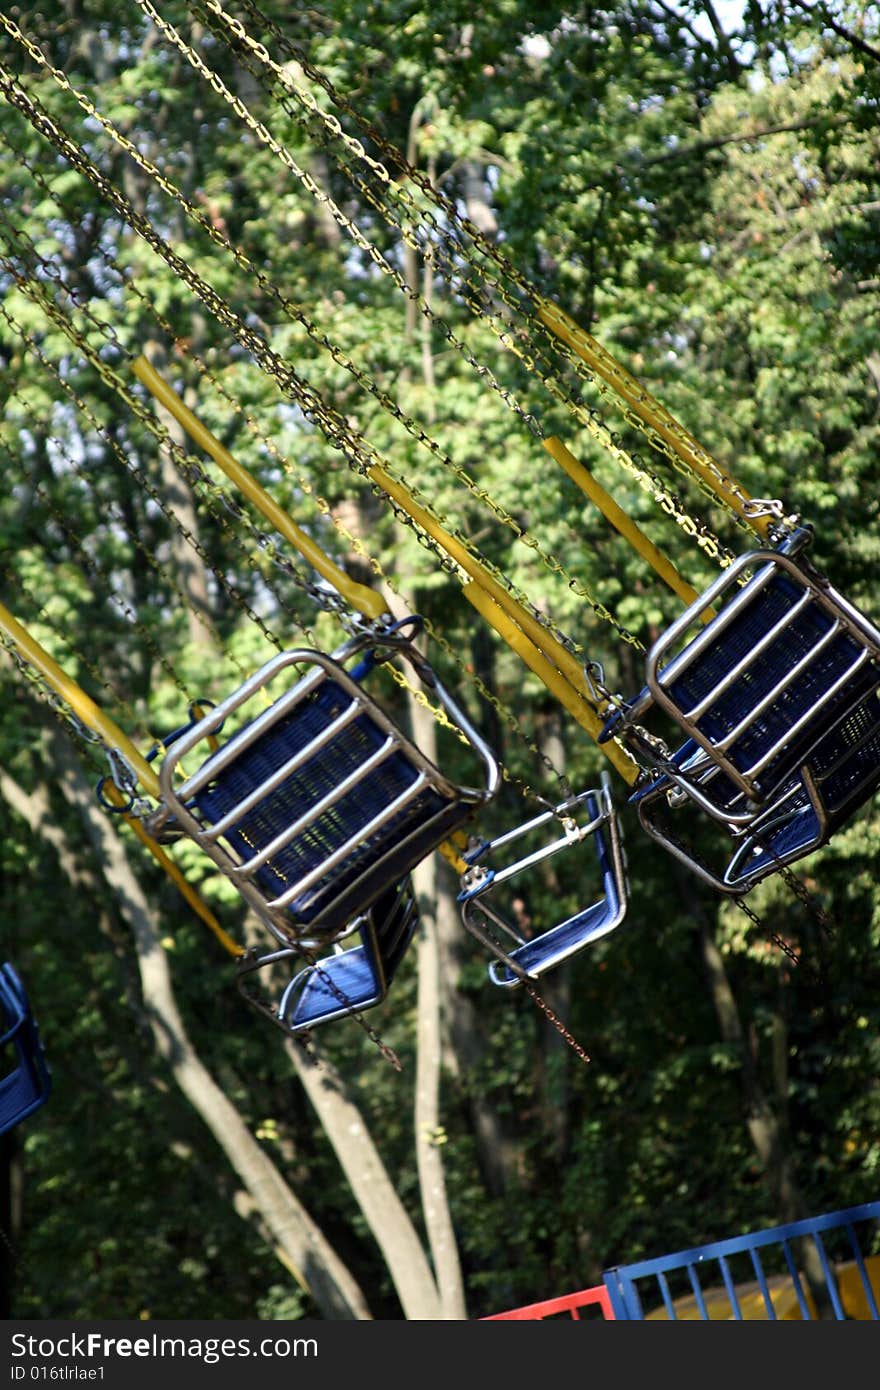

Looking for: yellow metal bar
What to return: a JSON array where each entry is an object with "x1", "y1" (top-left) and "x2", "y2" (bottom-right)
[
  {"x1": 0, "y1": 599, "x2": 160, "y2": 798},
  {"x1": 437, "y1": 839, "x2": 469, "y2": 875},
  {"x1": 126, "y1": 819, "x2": 245, "y2": 958},
  {"x1": 544, "y1": 436, "x2": 714, "y2": 617},
  {"x1": 100, "y1": 783, "x2": 244, "y2": 959},
  {"x1": 367, "y1": 462, "x2": 603, "y2": 710},
  {"x1": 536, "y1": 299, "x2": 771, "y2": 539},
  {"x1": 462, "y1": 583, "x2": 638, "y2": 786},
  {"x1": 132, "y1": 355, "x2": 388, "y2": 623},
  {"x1": 0, "y1": 602, "x2": 242, "y2": 957}
]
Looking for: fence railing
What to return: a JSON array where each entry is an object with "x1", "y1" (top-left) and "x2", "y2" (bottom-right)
[
  {"x1": 484, "y1": 1201, "x2": 880, "y2": 1321},
  {"x1": 483, "y1": 1284, "x2": 614, "y2": 1320}
]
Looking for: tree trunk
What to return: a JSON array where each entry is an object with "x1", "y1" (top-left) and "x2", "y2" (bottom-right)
[
  {"x1": 689, "y1": 872, "x2": 835, "y2": 1312},
  {"x1": 409, "y1": 701, "x2": 468, "y2": 1319},
  {"x1": 4, "y1": 736, "x2": 372, "y2": 1319},
  {"x1": 286, "y1": 1041, "x2": 445, "y2": 1319}
]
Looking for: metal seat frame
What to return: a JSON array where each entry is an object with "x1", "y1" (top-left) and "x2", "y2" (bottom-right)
[
  {"x1": 157, "y1": 624, "x2": 499, "y2": 947},
  {"x1": 601, "y1": 532, "x2": 880, "y2": 825},
  {"x1": 457, "y1": 772, "x2": 628, "y2": 986},
  {"x1": 633, "y1": 684, "x2": 880, "y2": 894}
]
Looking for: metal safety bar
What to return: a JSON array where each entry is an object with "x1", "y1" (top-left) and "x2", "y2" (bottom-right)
[
  {"x1": 458, "y1": 772, "x2": 628, "y2": 986},
  {"x1": 158, "y1": 626, "x2": 500, "y2": 946}
]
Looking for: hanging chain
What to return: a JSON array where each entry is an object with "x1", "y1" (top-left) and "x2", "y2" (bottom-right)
[
  {"x1": 0, "y1": 23, "x2": 832, "y2": 1026},
  {"x1": 0, "y1": 12, "x2": 649, "y2": 655},
  {"x1": 124, "y1": 279, "x2": 580, "y2": 806},
  {"x1": 197, "y1": 0, "x2": 749, "y2": 559},
  {"x1": 523, "y1": 982, "x2": 592, "y2": 1065},
  {"x1": 0, "y1": 293, "x2": 265, "y2": 689},
  {"x1": 234, "y1": 947, "x2": 404, "y2": 1071},
  {"x1": 732, "y1": 894, "x2": 822, "y2": 984},
  {"x1": 0, "y1": 63, "x2": 648, "y2": 718},
  {"x1": 137, "y1": 0, "x2": 734, "y2": 571},
  {"x1": 0, "y1": 136, "x2": 579, "y2": 815}
]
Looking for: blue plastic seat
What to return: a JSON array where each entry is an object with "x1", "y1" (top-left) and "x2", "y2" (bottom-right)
[
  {"x1": 157, "y1": 624, "x2": 499, "y2": 947},
  {"x1": 600, "y1": 533, "x2": 880, "y2": 817},
  {"x1": 725, "y1": 685, "x2": 880, "y2": 889},
  {"x1": 0, "y1": 963, "x2": 51, "y2": 1138},
  {"x1": 236, "y1": 877, "x2": 419, "y2": 1034},
  {"x1": 458, "y1": 773, "x2": 628, "y2": 987},
  {"x1": 277, "y1": 876, "x2": 419, "y2": 1031},
  {"x1": 632, "y1": 685, "x2": 880, "y2": 894}
]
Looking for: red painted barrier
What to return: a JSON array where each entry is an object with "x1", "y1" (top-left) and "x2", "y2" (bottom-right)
[{"x1": 483, "y1": 1283, "x2": 615, "y2": 1320}]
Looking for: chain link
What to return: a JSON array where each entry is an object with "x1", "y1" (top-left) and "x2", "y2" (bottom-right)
[
  {"x1": 0, "y1": 131, "x2": 579, "y2": 813},
  {"x1": 0, "y1": 60, "x2": 646, "y2": 730},
  {"x1": 2, "y1": 8, "x2": 650, "y2": 652},
  {"x1": 196, "y1": 0, "x2": 750, "y2": 559},
  {"x1": 124, "y1": 281, "x2": 581, "y2": 806}
]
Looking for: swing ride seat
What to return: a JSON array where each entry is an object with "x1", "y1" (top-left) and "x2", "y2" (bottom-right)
[
  {"x1": 599, "y1": 534, "x2": 880, "y2": 815},
  {"x1": 631, "y1": 683, "x2": 880, "y2": 894},
  {"x1": 458, "y1": 772, "x2": 628, "y2": 987},
  {"x1": 0, "y1": 963, "x2": 51, "y2": 1138},
  {"x1": 157, "y1": 627, "x2": 499, "y2": 946},
  {"x1": 724, "y1": 682, "x2": 880, "y2": 890},
  {"x1": 274, "y1": 875, "x2": 419, "y2": 1032}
]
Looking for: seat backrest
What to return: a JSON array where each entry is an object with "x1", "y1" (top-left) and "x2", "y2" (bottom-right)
[
  {"x1": 0, "y1": 963, "x2": 51, "y2": 1138},
  {"x1": 602, "y1": 541, "x2": 880, "y2": 813},
  {"x1": 649, "y1": 551, "x2": 880, "y2": 805},
  {"x1": 158, "y1": 633, "x2": 499, "y2": 947}
]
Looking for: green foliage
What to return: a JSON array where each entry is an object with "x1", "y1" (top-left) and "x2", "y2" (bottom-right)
[{"x1": 1, "y1": 0, "x2": 879, "y2": 1322}]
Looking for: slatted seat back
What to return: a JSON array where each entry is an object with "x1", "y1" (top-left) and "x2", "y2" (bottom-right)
[
  {"x1": 459, "y1": 773, "x2": 628, "y2": 986},
  {"x1": 645, "y1": 549, "x2": 880, "y2": 805},
  {"x1": 159, "y1": 635, "x2": 498, "y2": 945},
  {"x1": 725, "y1": 685, "x2": 880, "y2": 890},
  {"x1": 602, "y1": 539, "x2": 880, "y2": 813},
  {"x1": 0, "y1": 963, "x2": 51, "y2": 1138}
]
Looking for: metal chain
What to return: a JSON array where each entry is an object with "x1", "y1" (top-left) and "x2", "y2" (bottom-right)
[
  {"x1": 1, "y1": 406, "x2": 405, "y2": 1069},
  {"x1": 639, "y1": 776, "x2": 836, "y2": 975},
  {"x1": 0, "y1": 293, "x2": 262, "y2": 689},
  {"x1": 0, "y1": 64, "x2": 645, "y2": 718},
  {"x1": 136, "y1": 0, "x2": 734, "y2": 576},
  {"x1": 3, "y1": 8, "x2": 649, "y2": 649},
  {"x1": 0, "y1": 256, "x2": 298, "y2": 662},
  {"x1": 523, "y1": 982, "x2": 593, "y2": 1065},
  {"x1": 31, "y1": 481, "x2": 194, "y2": 705},
  {"x1": 200, "y1": 0, "x2": 750, "y2": 557},
  {"x1": 234, "y1": 950, "x2": 403, "y2": 1071},
  {"x1": 0, "y1": 160, "x2": 576, "y2": 817},
  {"x1": 732, "y1": 894, "x2": 822, "y2": 985},
  {"x1": 6, "y1": 0, "x2": 725, "y2": 584},
  {"x1": 123, "y1": 280, "x2": 580, "y2": 807},
  {"x1": 0, "y1": 626, "x2": 128, "y2": 789}
]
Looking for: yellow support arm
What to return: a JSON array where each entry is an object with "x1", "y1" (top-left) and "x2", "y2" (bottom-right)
[
  {"x1": 544, "y1": 436, "x2": 714, "y2": 618},
  {"x1": 102, "y1": 783, "x2": 244, "y2": 959},
  {"x1": 0, "y1": 599, "x2": 160, "y2": 798},
  {"x1": 132, "y1": 355, "x2": 388, "y2": 624},
  {"x1": 368, "y1": 462, "x2": 600, "y2": 705},
  {"x1": 536, "y1": 299, "x2": 771, "y2": 539},
  {"x1": 0, "y1": 600, "x2": 244, "y2": 957},
  {"x1": 462, "y1": 583, "x2": 638, "y2": 786},
  {"x1": 365, "y1": 464, "x2": 638, "y2": 785}
]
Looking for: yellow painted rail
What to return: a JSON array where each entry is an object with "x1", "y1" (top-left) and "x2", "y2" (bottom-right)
[
  {"x1": 544, "y1": 435, "x2": 714, "y2": 620},
  {"x1": 537, "y1": 299, "x2": 771, "y2": 540},
  {"x1": 132, "y1": 355, "x2": 387, "y2": 623}
]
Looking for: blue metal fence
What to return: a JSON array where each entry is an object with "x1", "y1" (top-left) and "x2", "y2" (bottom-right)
[{"x1": 603, "y1": 1201, "x2": 880, "y2": 1320}]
